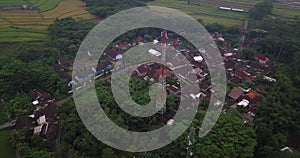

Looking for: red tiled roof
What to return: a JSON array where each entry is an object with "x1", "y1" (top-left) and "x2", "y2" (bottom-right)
[
  {"x1": 153, "y1": 68, "x2": 172, "y2": 80},
  {"x1": 246, "y1": 92, "x2": 256, "y2": 99},
  {"x1": 255, "y1": 54, "x2": 267, "y2": 61},
  {"x1": 116, "y1": 42, "x2": 131, "y2": 49}
]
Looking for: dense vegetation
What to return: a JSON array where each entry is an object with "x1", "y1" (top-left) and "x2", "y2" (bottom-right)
[
  {"x1": 246, "y1": 18, "x2": 300, "y2": 158},
  {"x1": 0, "y1": 0, "x2": 300, "y2": 156}
]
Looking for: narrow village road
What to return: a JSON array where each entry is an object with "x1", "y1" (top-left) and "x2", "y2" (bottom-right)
[
  {"x1": 56, "y1": 96, "x2": 72, "y2": 107},
  {"x1": 0, "y1": 120, "x2": 15, "y2": 130}
]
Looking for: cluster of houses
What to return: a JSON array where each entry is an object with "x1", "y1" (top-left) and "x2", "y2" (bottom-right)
[
  {"x1": 52, "y1": 28, "x2": 276, "y2": 124},
  {"x1": 15, "y1": 89, "x2": 58, "y2": 138}
]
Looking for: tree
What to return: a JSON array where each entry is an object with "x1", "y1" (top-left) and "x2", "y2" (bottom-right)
[{"x1": 249, "y1": 0, "x2": 273, "y2": 20}]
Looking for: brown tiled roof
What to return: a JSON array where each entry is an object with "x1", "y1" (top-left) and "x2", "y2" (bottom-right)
[
  {"x1": 28, "y1": 89, "x2": 55, "y2": 103},
  {"x1": 34, "y1": 103, "x2": 57, "y2": 123},
  {"x1": 234, "y1": 70, "x2": 254, "y2": 81},
  {"x1": 15, "y1": 117, "x2": 35, "y2": 130},
  {"x1": 199, "y1": 80, "x2": 212, "y2": 91},
  {"x1": 228, "y1": 87, "x2": 244, "y2": 100},
  {"x1": 106, "y1": 49, "x2": 123, "y2": 60}
]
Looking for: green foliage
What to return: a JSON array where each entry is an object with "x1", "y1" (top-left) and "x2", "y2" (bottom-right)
[
  {"x1": 205, "y1": 23, "x2": 241, "y2": 47},
  {"x1": 9, "y1": 94, "x2": 33, "y2": 118},
  {"x1": 0, "y1": 54, "x2": 68, "y2": 100},
  {"x1": 194, "y1": 112, "x2": 256, "y2": 158}
]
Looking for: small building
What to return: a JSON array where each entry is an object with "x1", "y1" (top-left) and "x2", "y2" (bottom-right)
[
  {"x1": 193, "y1": 56, "x2": 203, "y2": 62},
  {"x1": 148, "y1": 49, "x2": 161, "y2": 57},
  {"x1": 237, "y1": 99, "x2": 250, "y2": 107}
]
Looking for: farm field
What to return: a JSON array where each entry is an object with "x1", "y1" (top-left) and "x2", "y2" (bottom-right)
[
  {"x1": 147, "y1": 0, "x2": 248, "y2": 26},
  {"x1": 0, "y1": 0, "x2": 27, "y2": 6},
  {"x1": 148, "y1": 0, "x2": 300, "y2": 26},
  {"x1": 0, "y1": 130, "x2": 16, "y2": 158},
  {"x1": 0, "y1": 28, "x2": 49, "y2": 42},
  {"x1": 0, "y1": 0, "x2": 61, "y2": 12},
  {"x1": 273, "y1": 4, "x2": 300, "y2": 18},
  {"x1": 0, "y1": 0, "x2": 96, "y2": 43}
]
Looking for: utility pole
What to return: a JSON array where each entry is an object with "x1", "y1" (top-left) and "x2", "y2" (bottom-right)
[
  {"x1": 186, "y1": 127, "x2": 195, "y2": 158},
  {"x1": 156, "y1": 28, "x2": 168, "y2": 115}
]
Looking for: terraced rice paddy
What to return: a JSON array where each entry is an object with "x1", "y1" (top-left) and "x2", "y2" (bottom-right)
[{"x1": 0, "y1": 0, "x2": 96, "y2": 42}]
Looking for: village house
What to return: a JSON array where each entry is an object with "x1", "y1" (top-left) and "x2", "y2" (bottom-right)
[
  {"x1": 255, "y1": 54, "x2": 269, "y2": 64},
  {"x1": 91, "y1": 60, "x2": 112, "y2": 74},
  {"x1": 167, "y1": 85, "x2": 181, "y2": 96},
  {"x1": 57, "y1": 57, "x2": 71, "y2": 67},
  {"x1": 105, "y1": 49, "x2": 123, "y2": 61},
  {"x1": 116, "y1": 42, "x2": 131, "y2": 50},
  {"x1": 227, "y1": 87, "x2": 245, "y2": 101},
  {"x1": 29, "y1": 89, "x2": 55, "y2": 106},
  {"x1": 33, "y1": 102, "x2": 58, "y2": 137},
  {"x1": 15, "y1": 109, "x2": 58, "y2": 137}
]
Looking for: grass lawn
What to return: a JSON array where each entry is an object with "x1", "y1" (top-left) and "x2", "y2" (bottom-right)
[{"x1": 0, "y1": 130, "x2": 16, "y2": 158}]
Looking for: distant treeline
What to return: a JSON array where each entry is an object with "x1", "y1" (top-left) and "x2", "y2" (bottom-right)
[{"x1": 82, "y1": 0, "x2": 154, "y2": 18}]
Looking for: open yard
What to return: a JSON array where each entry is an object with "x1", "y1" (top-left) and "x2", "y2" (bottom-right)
[
  {"x1": 0, "y1": 0, "x2": 96, "y2": 42},
  {"x1": 0, "y1": 130, "x2": 16, "y2": 158}
]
